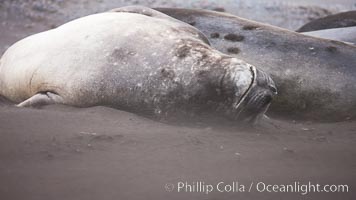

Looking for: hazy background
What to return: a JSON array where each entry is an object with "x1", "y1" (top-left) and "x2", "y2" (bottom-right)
[{"x1": 1, "y1": 0, "x2": 355, "y2": 54}]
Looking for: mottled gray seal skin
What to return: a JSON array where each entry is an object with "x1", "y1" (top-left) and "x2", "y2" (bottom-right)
[
  {"x1": 303, "y1": 27, "x2": 356, "y2": 45},
  {"x1": 296, "y1": 11, "x2": 356, "y2": 32},
  {"x1": 155, "y1": 8, "x2": 356, "y2": 121},
  {"x1": 0, "y1": 6, "x2": 276, "y2": 123}
]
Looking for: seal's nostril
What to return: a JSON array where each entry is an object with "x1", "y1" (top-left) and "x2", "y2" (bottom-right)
[{"x1": 269, "y1": 85, "x2": 277, "y2": 94}]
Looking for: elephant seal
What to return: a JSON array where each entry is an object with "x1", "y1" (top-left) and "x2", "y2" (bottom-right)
[
  {"x1": 296, "y1": 11, "x2": 356, "y2": 32},
  {"x1": 302, "y1": 27, "x2": 356, "y2": 45},
  {"x1": 155, "y1": 8, "x2": 356, "y2": 121},
  {"x1": 0, "y1": 6, "x2": 276, "y2": 123}
]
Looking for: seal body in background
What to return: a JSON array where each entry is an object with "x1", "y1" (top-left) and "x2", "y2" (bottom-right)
[
  {"x1": 296, "y1": 11, "x2": 356, "y2": 32},
  {"x1": 0, "y1": 6, "x2": 276, "y2": 123},
  {"x1": 156, "y1": 7, "x2": 356, "y2": 121},
  {"x1": 302, "y1": 27, "x2": 356, "y2": 45},
  {"x1": 296, "y1": 11, "x2": 356, "y2": 45}
]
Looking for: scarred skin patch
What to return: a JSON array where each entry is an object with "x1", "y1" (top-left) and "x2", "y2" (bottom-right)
[
  {"x1": 227, "y1": 47, "x2": 240, "y2": 54},
  {"x1": 210, "y1": 32, "x2": 220, "y2": 38},
  {"x1": 224, "y1": 33, "x2": 244, "y2": 42}
]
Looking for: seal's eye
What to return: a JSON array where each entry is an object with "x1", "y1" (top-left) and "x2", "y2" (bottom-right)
[{"x1": 269, "y1": 85, "x2": 277, "y2": 94}]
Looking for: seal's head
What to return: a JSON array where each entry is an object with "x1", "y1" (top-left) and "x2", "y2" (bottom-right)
[{"x1": 234, "y1": 67, "x2": 277, "y2": 124}]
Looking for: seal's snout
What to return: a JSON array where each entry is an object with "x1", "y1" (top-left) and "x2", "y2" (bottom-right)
[{"x1": 235, "y1": 68, "x2": 277, "y2": 123}]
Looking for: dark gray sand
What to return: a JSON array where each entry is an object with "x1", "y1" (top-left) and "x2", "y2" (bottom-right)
[
  {"x1": 0, "y1": 101, "x2": 355, "y2": 200},
  {"x1": 0, "y1": 1, "x2": 355, "y2": 199}
]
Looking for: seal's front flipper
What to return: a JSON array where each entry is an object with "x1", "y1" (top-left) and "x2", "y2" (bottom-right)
[{"x1": 17, "y1": 92, "x2": 63, "y2": 108}]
